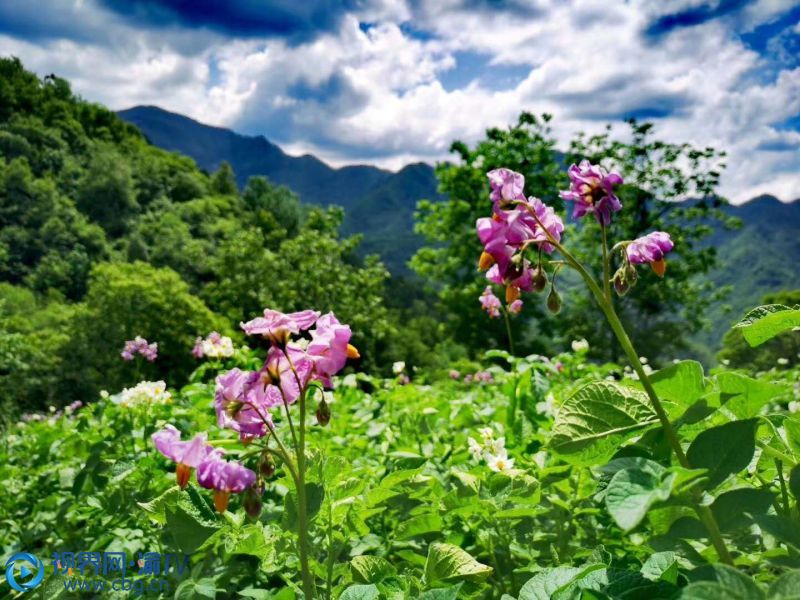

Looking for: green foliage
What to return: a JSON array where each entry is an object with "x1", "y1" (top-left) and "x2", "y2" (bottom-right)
[
  {"x1": 2, "y1": 313, "x2": 799, "y2": 598},
  {"x1": 0, "y1": 58, "x2": 405, "y2": 406},
  {"x1": 719, "y1": 290, "x2": 800, "y2": 372},
  {"x1": 59, "y1": 261, "x2": 226, "y2": 400}
]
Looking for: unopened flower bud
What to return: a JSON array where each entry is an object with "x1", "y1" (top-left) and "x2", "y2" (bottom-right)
[
  {"x1": 243, "y1": 486, "x2": 263, "y2": 519},
  {"x1": 259, "y1": 452, "x2": 276, "y2": 478},
  {"x1": 546, "y1": 287, "x2": 562, "y2": 314},
  {"x1": 613, "y1": 269, "x2": 630, "y2": 296},
  {"x1": 531, "y1": 267, "x2": 547, "y2": 292},
  {"x1": 478, "y1": 251, "x2": 494, "y2": 271},
  {"x1": 346, "y1": 343, "x2": 360, "y2": 360},
  {"x1": 316, "y1": 397, "x2": 331, "y2": 426},
  {"x1": 505, "y1": 285, "x2": 521, "y2": 304},
  {"x1": 625, "y1": 263, "x2": 638, "y2": 284}
]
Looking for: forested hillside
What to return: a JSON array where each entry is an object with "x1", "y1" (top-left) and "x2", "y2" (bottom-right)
[
  {"x1": 118, "y1": 106, "x2": 442, "y2": 273},
  {"x1": 0, "y1": 57, "x2": 410, "y2": 413}
]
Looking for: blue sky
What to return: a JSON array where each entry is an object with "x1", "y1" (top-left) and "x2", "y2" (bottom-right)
[{"x1": 1, "y1": 0, "x2": 798, "y2": 202}]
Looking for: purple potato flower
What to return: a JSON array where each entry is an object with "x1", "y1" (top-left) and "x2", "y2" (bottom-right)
[
  {"x1": 627, "y1": 231, "x2": 674, "y2": 276},
  {"x1": 214, "y1": 368, "x2": 275, "y2": 440},
  {"x1": 559, "y1": 160, "x2": 623, "y2": 225},
  {"x1": 508, "y1": 299, "x2": 523, "y2": 315},
  {"x1": 306, "y1": 312, "x2": 354, "y2": 387},
  {"x1": 196, "y1": 450, "x2": 257, "y2": 512},
  {"x1": 121, "y1": 336, "x2": 158, "y2": 362},
  {"x1": 487, "y1": 168, "x2": 526, "y2": 207}
]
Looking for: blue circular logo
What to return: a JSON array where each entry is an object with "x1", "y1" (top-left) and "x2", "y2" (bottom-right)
[{"x1": 5, "y1": 552, "x2": 44, "y2": 593}]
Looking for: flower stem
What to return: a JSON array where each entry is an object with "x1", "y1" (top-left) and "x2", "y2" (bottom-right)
[
  {"x1": 565, "y1": 250, "x2": 733, "y2": 565},
  {"x1": 517, "y1": 202, "x2": 733, "y2": 565},
  {"x1": 502, "y1": 307, "x2": 516, "y2": 355},
  {"x1": 296, "y1": 388, "x2": 316, "y2": 599},
  {"x1": 600, "y1": 223, "x2": 612, "y2": 303}
]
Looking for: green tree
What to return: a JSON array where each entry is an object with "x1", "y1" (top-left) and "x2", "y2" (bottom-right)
[
  {"x1": 77, "y1": 147, "x2": 138, "y2": 237},
  {"x1": 205, "y1": 207, "x2": 392, "y2": 371},
  {"x1": 211, "y1": 161, "x2": 238, "y2": 195},
  {"x1": 243, "y1": 175, "x2": 303, "y2": 242},
  {"x1": 59, "y1": 262, "x2": 227, "y2": 401}
]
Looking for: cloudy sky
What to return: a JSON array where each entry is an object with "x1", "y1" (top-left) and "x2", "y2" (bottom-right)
[{"x1": 1, "y1": 0, "x2": 799, "y2": 203}]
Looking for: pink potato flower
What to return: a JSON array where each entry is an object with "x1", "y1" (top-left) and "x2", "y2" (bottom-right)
[
  {"x1": 214, "y1": 368, "x2": 276, "y2": 441},
  {"x1": 240, "y1": 309, "x2": 320, "y2": 343},
  {"x1": 306, "y1": 312, "x2": 356, "y2": 387},
  {"x1": 152, "y1": 425, "x2": 213, "y2": 489},
  {"x1": 479, "y1": 286, "x2": 502, "y2": 318}
]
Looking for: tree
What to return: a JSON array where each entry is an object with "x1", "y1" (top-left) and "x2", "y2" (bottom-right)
[
  {"x1": 243, "y1": 175, "x2": 303, "y2": 242},
  {"x1": 211, "y1": 161, "x2": 238, "y2": 195},
  {"x1": 77, "y1": 147, "x2": 138, "y2": 237},
  {"x1": 59, "y1": 262, "x2": 227, "y2": 401},
  {"x1": 204, "y1": 207, "x2": 393, "y2": 371}
]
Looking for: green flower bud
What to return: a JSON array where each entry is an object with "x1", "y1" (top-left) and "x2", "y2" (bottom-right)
[
  {"x1": 546, "y1": 287, "x2": 562, "y2": 314},
  {"x1": 316, "y1": 397, "x2": 331, "y2": 427},
  {"x1": 532, "y1": 266, "x2": 547, "y2": 292}
]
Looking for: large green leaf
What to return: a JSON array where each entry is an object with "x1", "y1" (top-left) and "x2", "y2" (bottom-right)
[
  {"x1": 752, "y1": 514, "x2": 800, "y2": 552},
  {"x1": 351, "y1": 556, "x2": 396, "y2": 584},
  {"x1": 710, "y1": 488, "x2": 774, "y2": 532},
  {"x1": 424, "y1": 543, "x2": 492, "y2": 585},
  {"x1": 339, "y1": 584, "x2": 380, "y2": 600},
  {"x1": 165, "y1": 487, "x2": 220, "y2": 554},
  {"x1": 734, "y1": 304, "x2": 800, "y2": 347},
  {"x1": 768, "y1": 570, "x2": 800, "y2": 599},
  {"x1": 549, "y1": 381, "x2": 658, "y2": 464},
  {"x1": 518, "y1": 565, "x2": 605, "y2": 600},
  {"x1": 649, "y1": 360, "x2": 707, "y2": 419},
  {"x1": 716, "y1": 372, "x2": 785, "y2": 420},
  {"x1": 686, "y1": 419, "x2": 758, "y2": 490},
  {"x1": 640, "y1": 552, "x2": 678, "y2": 584},
  {"x1": 396, "y1": 512, "x2": 444, "y2": 540},
  {"x1": 681, "y1": 565, "x2": 764, "y2": 599},
  {"x1": 418, "y1": 584, "x2": 463, "y2": 600},
  {"x1": 174, "y1": 578, "x2": 217, "y2": 600},
  {"x1": 605, "y1": 462, "x2": 673, "y2": 531}
]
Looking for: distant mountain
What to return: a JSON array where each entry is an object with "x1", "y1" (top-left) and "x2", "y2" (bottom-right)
[
  {"x1": 694, "y1": 195, "x2": 800, "y2": 356},
  {"x1": 117, "y1": 106, "x2": 442, "y2": 273},
  {"x1": 118, "y1": 106, "x2": 800, "y2": 355}
]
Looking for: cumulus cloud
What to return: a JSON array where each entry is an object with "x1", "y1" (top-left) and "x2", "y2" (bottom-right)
[{"x1": 0, "y1": 0, "x2": 797, "y2": 203}]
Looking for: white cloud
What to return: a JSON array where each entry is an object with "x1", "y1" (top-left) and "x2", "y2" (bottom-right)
[{"x1": 1, "y1": 0, "x2": 798, "y2": 203}]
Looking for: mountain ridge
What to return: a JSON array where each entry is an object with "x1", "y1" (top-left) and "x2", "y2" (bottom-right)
[{"x1": 118, "y1": 105, "x2": 441, "y2": 273}]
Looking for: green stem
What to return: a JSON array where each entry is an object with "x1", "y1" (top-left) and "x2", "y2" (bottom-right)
[
  {"x1": 758, "y1": 441, "x2": 797, "y2": 466},
  {"x1": 326, "y1": 498, "x2": 335, "y2": 600},
  {"x1": 600, "y1": 224, "x2": 612, "y2": 303},
  {"x1": 518, "y1": 202, "x2": 733, "y2": 565},
  {"x1": 776, "y1": 459, "x2": 791, "y2": 515},
  {"x1": 502, "y1": 307, "x2": 516, "y2": 355},
  {"x1": 296, "y1": 388, "x2": 315, "y2": 599}
]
